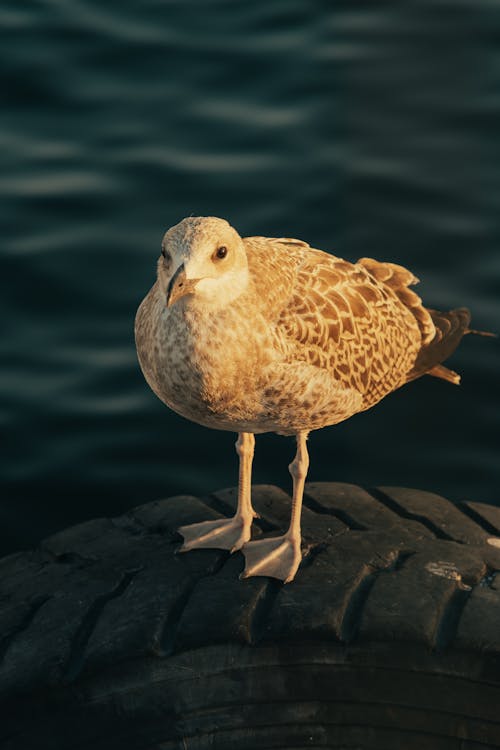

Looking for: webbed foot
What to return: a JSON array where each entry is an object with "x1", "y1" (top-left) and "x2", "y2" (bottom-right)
[
  {"x1": 241, "y1": 532, "x2": 302, "y2": 583},
  {"x1": 177, "y1": 516, "x2": 252, "y2": 554}
]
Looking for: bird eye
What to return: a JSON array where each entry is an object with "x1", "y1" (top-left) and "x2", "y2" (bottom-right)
[{"x1": 214, "y1": 245, "x2": 228, "y2": 260}]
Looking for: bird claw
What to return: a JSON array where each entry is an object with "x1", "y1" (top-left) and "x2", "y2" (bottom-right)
[
  {"x1": 177, "y1": 517, "x2": 252, "y2": 553},
  {"x1": 241, "y1": 533, "x2": 302, "y2": 583}
]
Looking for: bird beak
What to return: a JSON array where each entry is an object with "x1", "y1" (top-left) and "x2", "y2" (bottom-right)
[{"x1": 166, "y1": 263, "x2": 199, "y2": 308}]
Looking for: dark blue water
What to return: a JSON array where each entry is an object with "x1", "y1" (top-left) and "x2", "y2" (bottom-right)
[{"x1": 1, "y1": 1, "x2": 499, "y2": 556}]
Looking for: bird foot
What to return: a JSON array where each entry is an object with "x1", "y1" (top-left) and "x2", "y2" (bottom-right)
[
  {"x1": 177, "y1": 516, "x2": 252, "y2": 554},
  {"x1": 241, "y1": 532, "x2": 302, "y2": 583}
]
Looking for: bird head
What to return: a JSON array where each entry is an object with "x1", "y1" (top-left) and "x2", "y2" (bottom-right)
[{"x1": 157, "y1": 216, "x2": 249, "y2": 310}]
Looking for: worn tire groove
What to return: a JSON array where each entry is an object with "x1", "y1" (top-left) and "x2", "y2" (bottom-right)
[
  {"x1": 303, "y1": 491, "x2": 367, "y2": 530},
  {"x1": 248, "y1": 579, "x2": 283, "y2": 645},
  {"x1": 367, "y1": 487, "x2": 459, "y2": 542},
  {"x1": 0, "y1": 596, "x2": 51, "y2": 665},
  {"x1": 339, "y1": 565, "x2": 378, "y2": 643},
  {"x1": 160, "y1": 552, "x2": 229, "y2": 656},
  {"x1": 456, "y1": 501, "x2": 500, "y2": 536},
  {"x1": 340, "y1": 550, "x2": 413, "y2": 643},
  {"x1": 433, "y1": 585, "x2": 472, "y2": 652},
  {"x1": 64, "y1": 569, "x2": 140, "y2": 682}
]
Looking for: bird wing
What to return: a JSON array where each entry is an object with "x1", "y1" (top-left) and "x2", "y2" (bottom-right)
[
  {"x1": 265, "y1": 244, "x2": 425, "y2": 403},
  {"x1": 357, "y1": 257, "x2": 435, "y2": 345}
]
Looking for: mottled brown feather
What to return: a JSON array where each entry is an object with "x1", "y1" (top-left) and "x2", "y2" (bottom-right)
[
  {"x1": 358, "y1": 257, "x2": 435, "y2": 344},
  {"x1": 248, "y1": 241, "x2": 424, "y2": 410},
  {"x1": 136, "y1": 221, "x2": 471, "y2": 439}
]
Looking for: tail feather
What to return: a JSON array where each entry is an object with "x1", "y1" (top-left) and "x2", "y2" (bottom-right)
[
  {"x1": 466, "y1": 328, "x2": 497, "y2": 338},
  {"x1": 427, "y1": 364, "x2": 461, "y2": 385},
  {"x1": 406, "y1": 307, "x2": 471, "y2": 384},
  {"x1": 358, "y1": 257, "x2": 494, "y2": 386}
]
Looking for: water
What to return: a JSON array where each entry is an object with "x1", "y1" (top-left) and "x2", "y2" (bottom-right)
[{"x1": 1, "y1": 0, "x2": 499, "y2": 557}]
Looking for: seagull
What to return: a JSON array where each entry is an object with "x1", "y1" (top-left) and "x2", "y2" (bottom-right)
[{"x1": 135, "y1": 216, "x2": 475, "y2": 583}]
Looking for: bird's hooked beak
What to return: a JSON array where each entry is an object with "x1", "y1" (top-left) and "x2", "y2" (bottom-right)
[{"x1": 166, "y1": 264, "x2": 199, "y2": 308}]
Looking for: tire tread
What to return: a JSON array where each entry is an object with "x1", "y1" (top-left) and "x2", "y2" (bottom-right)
[{"x1": 1, "y1": 483, "x2": 500, "y2": 749}]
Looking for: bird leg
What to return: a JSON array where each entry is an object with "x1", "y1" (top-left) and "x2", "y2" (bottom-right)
[
  {"x1": 241, "y1": 430, "x2": 309, "y2": 583},
  {"x1": 178, "y1": 432, "x2": 256, "y2": 553}
]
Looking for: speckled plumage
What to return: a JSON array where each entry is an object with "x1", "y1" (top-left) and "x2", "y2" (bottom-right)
[
  {"x1": 135, "y1": 216, "x2": 471, "y2": 582},
  {"x1": 135, "y1": 219, "x2": 464, "y2": 436}
]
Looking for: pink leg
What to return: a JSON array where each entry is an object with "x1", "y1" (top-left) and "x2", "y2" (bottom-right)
[
  {"x1": 178, "y1": 432, "x2": 256, "y2": 553},
  {"x1": 241, "y1": 431, "x2": 309, "y2": 583}
]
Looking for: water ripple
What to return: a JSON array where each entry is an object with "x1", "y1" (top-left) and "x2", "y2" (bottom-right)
[{"x1": 0, "y1": 0, "x2": 499, "y2": 555}]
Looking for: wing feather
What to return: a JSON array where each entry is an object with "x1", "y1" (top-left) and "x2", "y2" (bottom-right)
[
  {"x1": 244, "y1": 236, "x2": 432, "y2": 407},
  {"x1": 266, "y1": 247, "x2": 423, "y2": 402}
]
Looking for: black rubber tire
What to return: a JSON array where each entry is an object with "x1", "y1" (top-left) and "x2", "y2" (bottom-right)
[{"x1": 1, "y1": 482, "x2": 500, "y2": 750}]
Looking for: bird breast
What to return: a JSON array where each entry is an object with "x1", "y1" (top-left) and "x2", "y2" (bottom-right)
[{"x1": 135, "y1": 285, "x2": 276, "y2": 428}]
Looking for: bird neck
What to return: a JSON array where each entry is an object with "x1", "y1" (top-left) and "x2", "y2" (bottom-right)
[{"x1": 191, "y1": 266, "x2": 250, "y2": 312}]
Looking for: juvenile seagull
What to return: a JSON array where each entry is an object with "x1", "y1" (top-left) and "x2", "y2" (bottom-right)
[{"x1": 135, "y1": 216, "x2": 473, "y2": 583}]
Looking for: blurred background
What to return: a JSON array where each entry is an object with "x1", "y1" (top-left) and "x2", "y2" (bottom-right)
[{"x1": 1, "y1": 0, "x2": 499, "y2": 556}]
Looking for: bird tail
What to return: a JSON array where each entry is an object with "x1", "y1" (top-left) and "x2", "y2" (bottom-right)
[
  {"x1": 465, "y1": 327, "x2": 497, "y2": 338},
  {"x1": 406, "y1": 307, "x2": 471, "y2": 385},
  {"x1": 358, "y1": 258, "x2": 495, "y2": 386}
]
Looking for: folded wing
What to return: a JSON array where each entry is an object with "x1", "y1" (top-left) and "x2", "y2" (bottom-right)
[{"x1": 273, "y1": 249, "x2": 429, "y2": 408}]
